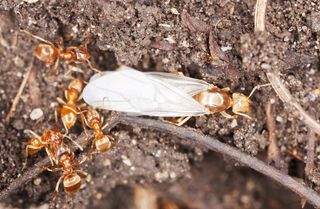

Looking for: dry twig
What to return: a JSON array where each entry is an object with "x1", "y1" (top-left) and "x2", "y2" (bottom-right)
[
  {"x1": 1, "y1": 116, "x2": 320, "y2": 207},
  {"x1": 254, "y1": 0, "x2": 320, "y2": 135},
  {"x1": 120, "y1": 116, "x2": 320, "y2": 208},
  {"x1": 266, "y1": 72, "x2": 320, "y2": 136},
  {"x1": 254, "y1": 0, "x2": 268, "y2": 32},
  {"x1": 5, "y1": 57, "x2": 34, "y2": 125},
  {"x1": 265, "y1": 101, "x2": 282, "y2": 169}
]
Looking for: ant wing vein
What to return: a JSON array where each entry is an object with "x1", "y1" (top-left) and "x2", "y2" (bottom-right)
[
  {"x1": 83, "y1": 66, "x2": 207, "y2": 117},
  {"x1": 146, "y1": 72, "x2": 211, "y2": 96}
]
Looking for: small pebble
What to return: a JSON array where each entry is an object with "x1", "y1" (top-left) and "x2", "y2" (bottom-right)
[
  {"x1": 276, "y1": 116, "x2": 283, "y2": 123},
  {"x1": 170, "y1": 8, "x2": 179, "y2": 15},
  {"x1": 261, "y1": 63, "x2": 272, "y2": 71},
  {"x1": 23, "y1": 0, "x2": 40, "y2": 3},
  {"x1": 30, "y1": 108, "x2": 43, "y2": 120},
  {"x1": 121, "y1": 155, "x2": 132, "y2": 166},
  {"x1": 96, "y1": 193, "x2": 102, "y2": 200},
  {"x1": 230, "y1": 119, "x2": 238, "y2": 128},
  {"x1": 33, "y1": 177, "x2": 42, "y2": 186}
]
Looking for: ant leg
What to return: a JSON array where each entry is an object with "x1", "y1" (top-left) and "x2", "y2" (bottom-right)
[
  {"x1": 25, "y1": 129, "x2": 41, "y2": 138},
  {"x1": 20, "y1": 30, "x2": 54, "y2": 45},
  {"x1": 63, "y1": 135, "x2": 83, "y2": 151},
  {"x1": 164, "y1": 116, "x2": 192, "y2": 126},
  {"x1": 86, "y1": 60, "x2": 101, "y2": 73},
  {"x1": 222, "y1": 87, "x2": 231, "y2": 92},
  {"x1": 45, "y1": 147, "x2": 56, "y2": 166},
  {"x1": 82, "y1": 35, "x2": 91, "y2": 48},
  {"x1": 55, "y1": 174, "x2": 65, "y2": 192},
  {"x1": 248, "y1": 83, "x2": 272, "y2": 98},
  {"x1": 220, "y1": 111, "x2": 235, "y2": 119},
  {"x1": 75, "y1": 170, "x2": 88, "y2": 178},
  {"x1": 79, "y1": 112, "x2": 89, "y2": 138},
  {"x1": 57, "y1": 97, "x2": 66, "y2": 105},
  {"x1": 177, "y1": 116, "x2": 192, "y2": 126},
  {"x1": 234, "y1": 112, "x2": 252, "y2": 120},
  {"x1": 54, "y1": 108, "x2": 61, "y2": 126},
  {"x1": 46, "y1": 167, "x2": 62, "y2": 172},
  {"x1": 64, "y1": 65, "x2": 84, "y2": 79},
  {"x1": 57, "y1": 37, "x2": 64, "y2": 51},
  {"x1": 61, "y1": 119, "x2": 69, "y2": 136}
]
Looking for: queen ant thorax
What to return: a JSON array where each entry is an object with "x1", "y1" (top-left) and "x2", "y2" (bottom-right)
[
  {"x1": 56, "y1": 79, "x2": 87, "y2": 134},
  {"x1": 21, "y1": 30, "x2": 100, "y2": 73},
  {"x1": 83, "y1": 107, "x2": 114, "y2": 153}
]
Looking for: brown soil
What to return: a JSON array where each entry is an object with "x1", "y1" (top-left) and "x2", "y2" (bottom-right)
[{"x1": 0, "y1": 0, "x2": 319, "y2": 209}]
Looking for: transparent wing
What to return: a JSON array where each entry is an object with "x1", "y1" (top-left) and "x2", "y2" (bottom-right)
[
  {"x1": 146, "y1": 72, "x2": 211, "y2": 96},
  {"x1": 83, "y1": 66, "x2": 207, "y2": 117}
]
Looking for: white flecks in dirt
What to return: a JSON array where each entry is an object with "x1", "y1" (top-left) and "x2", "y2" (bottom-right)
[
  {"x1": 121, "y1": 155, "x2": 132, "y2": 166},
  {"x1": 30, "y1": 108, "x2": 43, "y2": 120},
  {"x1": 33, "y1": 177, "x2": 41, "y2": 186}
]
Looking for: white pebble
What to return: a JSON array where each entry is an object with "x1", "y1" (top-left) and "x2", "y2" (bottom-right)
[
  {"x1": 121, "y1": 155, "x2": 132, "y2": 166},
  {"x1": 33, "y1": 177, "x2": 42, "y2": 186},
  {"x1": 30, "y1": 108, "x2": 43, "y2": 120},
  {"x1": 276, "y1": 116, "x2": 283, "y2": 123},
  {"x1": 170, "y1": 8, "x2": 179, "y2": 15},
  {"x1": 230, "y1": 119, "x2": 238, "y2": 128}
]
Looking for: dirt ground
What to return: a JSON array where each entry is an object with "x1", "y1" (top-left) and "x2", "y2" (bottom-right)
[{"x1": 0, "y1": 0, "x2": 319, "y2": 208}]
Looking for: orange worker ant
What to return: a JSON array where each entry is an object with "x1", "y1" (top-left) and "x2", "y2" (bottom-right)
[
  {"x1": 21, "y1": 29, "x2": 100, "y2": 73},
  {"x1": 46, "y1": 142, "x2": 87, "y2": 193},
  {"x1": 83, "y1": 107, "x2": 115, "y2": 153},
  {"x1": 55, "y1": 78, "x2": 87, "y2": 134},
  {"x1": 25, "y1": 128, "x2": 86, "y2": 193}
]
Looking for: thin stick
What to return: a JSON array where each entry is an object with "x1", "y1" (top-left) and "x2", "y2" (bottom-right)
[
  {"x1": 5, "y1": 58, "x2": 34, "y2": 125},
  {"x1": 2, "y1": 115, "x2": 320, "y2": 207},
  {"x1": 266, "y1": 72, "x2": 320, "y2": 136},
  {"x1": 265, "y1": 101, "x2": 282, "y2": 168},
  {"x1": 120, "y1": 116, "x2": 320, "y2": 208},
  {"x1": 254, "y1": 0, "x2": 268, "y2": 32}
]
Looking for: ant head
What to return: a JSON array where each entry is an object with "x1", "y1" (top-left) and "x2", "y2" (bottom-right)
[
  {"x1": 34, "y1": 43, "x2": 59, "y2": 63},
  {"x1": 95, "y1": 134, "x2": 112, "y2": 153},
  {"x1": 63, "y1": 173, "x2": 82, "y2": 193},
  {"x1": 232, "y1": 93, "x2": 252, "y2": 114}
]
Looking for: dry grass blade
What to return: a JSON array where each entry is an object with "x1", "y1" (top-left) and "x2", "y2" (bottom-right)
[
  {"x1": 254, "y1": 0, "x2": 268, "y2": 32},
  {"x1": 265, "y1": 101, "x2": 282, "y2": 168},
  {"x1": 5, "y1": 57, "x2": 34, "y2": 125},
  {"x1": 266, "y1": 72, "x2": 320, "y2": 136}
]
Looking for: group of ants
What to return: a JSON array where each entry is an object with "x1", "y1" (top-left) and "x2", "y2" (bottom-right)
[
  {"x1": 21, "y1": 30, "x2": 114, "y2": 194},
  {"x1": 19, "y1": 29, "x2": 270, "y2": 195}
]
